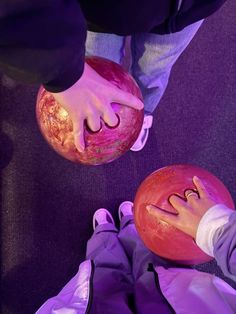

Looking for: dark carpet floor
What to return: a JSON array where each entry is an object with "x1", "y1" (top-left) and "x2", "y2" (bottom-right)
[{"x1": 1, "y1": 1, "x2": 236, "y2": 313}]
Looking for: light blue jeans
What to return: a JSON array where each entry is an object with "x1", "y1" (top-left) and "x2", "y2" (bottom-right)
[{"x1": 86, "y1": 20, "x2": 203, "y2": 114}]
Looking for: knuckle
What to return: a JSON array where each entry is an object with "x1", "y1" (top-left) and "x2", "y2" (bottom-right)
[{"x1": 180, "y1": 205, "x2": 187, "y2": 212}]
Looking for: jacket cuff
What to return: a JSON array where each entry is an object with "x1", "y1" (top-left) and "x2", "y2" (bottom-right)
[
  {"x1": 43, "y1": 54, "x2": 85, "y2": 93},
  {"x1": 196, "y1": 204, "x2": 234, "y2": 257}
]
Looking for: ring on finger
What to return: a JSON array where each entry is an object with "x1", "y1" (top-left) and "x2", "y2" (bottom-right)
[{"x1": 186, "y1": 191, "x2": 198, "y2": 199}]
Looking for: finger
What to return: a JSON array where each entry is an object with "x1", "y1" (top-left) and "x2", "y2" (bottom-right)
[
  {"x1": 146, "y1": 204, "x2": 179, "y2": 226},
  {"x1": 73, "y1": 117, "x2": 85, "y2": 152},
  {"x1": 110, "y1": 87, "x2": 144, "y2": 110},
  {"x1": 86, "y1": 113, "x2": 102, "y2": 132},
  {"x1": 193, "y1": 176, "x2": 209, "y2": 198},
  {"x1": 102, "y1": 105, "x2": 119, "y2": 127},
  {"x1": 185, "y1": 189, "x2": 199, "y2": 201},
  {"x1": 169, "y1": 194, "x2": 189, "y2": 212}
]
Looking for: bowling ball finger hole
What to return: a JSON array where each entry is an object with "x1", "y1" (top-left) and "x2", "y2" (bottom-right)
[
  {"x1": 105, "y1": 114, "x2": 120, "y2": 129},
  {"x1": 168, "y1": 194, "x2": 186, "y2": 211},
  {"x1": 85, "y1": 122, "x2": 103, "y2": 134},
  {"x1": 168, "y1": 193, "x2": 184, "y2": 203}
]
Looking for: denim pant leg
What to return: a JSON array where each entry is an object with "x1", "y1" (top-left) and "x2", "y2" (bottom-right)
[
  {"x1": 86, "y1": 223, "x2": 134, "y2": 314},
  {"x1": 85, "y1": 31, "x2": 126, "y2": 64},
  {"x1": 118, "y1": 217, "x2": 176, "y2": 314},
  {"x1": 130, "y1": 20, "x2": 204, "y2": 114}
]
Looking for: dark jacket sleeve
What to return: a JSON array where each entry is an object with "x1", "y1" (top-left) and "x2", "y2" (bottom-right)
[
  {"x1": 213, "y1": 212, "x2": 236, "y2": 282},
  {"x1": 0, "y1": 1, "x2": 87, "y2": 92}
]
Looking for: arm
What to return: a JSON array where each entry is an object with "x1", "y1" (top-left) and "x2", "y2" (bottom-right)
[
  {"x1": 0, "y1": 1, "x2": 87, "y2": 92},
  {"x1": 0, "y1": 1, "x2": 143, "y2": 151},
  {"x1": 213, "y1": 210, "x2": 236, "y2": 281},
  {"x1": 195, "y1": 204, "x2": 236, "y2": 281},
  {"x1": 147, "y1": 176, "x2": 236, "y2": 281}
]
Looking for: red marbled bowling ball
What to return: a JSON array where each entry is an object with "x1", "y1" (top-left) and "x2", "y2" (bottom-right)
[
  {"x1": 36, "y1": 57, "x2": 144, "y2": 165},
  {"x1": 134, "y1": 164, "x2": 235, "y2": 265}
]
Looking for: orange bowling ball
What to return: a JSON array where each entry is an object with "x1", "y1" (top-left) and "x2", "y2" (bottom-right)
[
  {"x1": 134, "y1": 164, "x2": 235, "y2": 265},
  {"x1": 36, "y1": 57, "x2": 144, "y2": 165}
]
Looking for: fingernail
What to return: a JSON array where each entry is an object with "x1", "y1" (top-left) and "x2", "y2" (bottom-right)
[{"x1": 193, "y1": 176, "x2": 199, "y2": 180}]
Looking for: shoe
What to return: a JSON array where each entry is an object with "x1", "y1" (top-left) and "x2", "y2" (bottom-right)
[
  {"x1": 118, "y1": 201, "x2": 134, "y2": 221},
  {"x1": 93, "y1": 208, "x2": 115, "y2": 231},
  {"x1": 130, "y1": 115, "x2": 153, "y2": 152}
]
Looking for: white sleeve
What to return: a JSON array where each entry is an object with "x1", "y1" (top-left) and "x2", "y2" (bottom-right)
[{"x1": 196, "y1": 204, "x2": 235, "y2": 257}]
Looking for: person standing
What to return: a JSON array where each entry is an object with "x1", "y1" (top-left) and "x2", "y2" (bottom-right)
[
  {"x1": 0, "y1": 1, "x2": 227, "y2": 151},
  {"x1": 36, "y1": 177, "x2": 236, "y2": 313}
]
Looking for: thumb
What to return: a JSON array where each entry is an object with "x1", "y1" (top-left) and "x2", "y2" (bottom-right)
[{"x1": 111, "y1": 87, "x2": 144, "y2": 110}]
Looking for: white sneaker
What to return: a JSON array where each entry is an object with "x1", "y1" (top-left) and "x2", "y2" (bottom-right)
[
  {"x1": 118, "y1": 201, "x2": 134, "y2": 221},
  {"x1": 93, "y1": 208, "x2": 115, "y2": 231},
  {"x1": 130, "y1": 115, "x2": 153, "y2": 152}
]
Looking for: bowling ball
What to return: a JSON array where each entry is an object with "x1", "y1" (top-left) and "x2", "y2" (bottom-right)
[
  {"x1": 36, "y1": 57, "x2": 144, "y2": 165},
  {"x1": 134, "y1": 164, "x2": 235, "y2": 265}
]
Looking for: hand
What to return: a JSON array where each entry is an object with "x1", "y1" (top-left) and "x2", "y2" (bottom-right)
[
  {"x1": 146, "y1": 176, "x2": 219, "y2": 239},
  {"x1": 52, "y1": 63, "x2": 144, "y2": 152}
]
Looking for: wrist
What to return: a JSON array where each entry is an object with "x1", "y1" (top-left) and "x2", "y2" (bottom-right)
[
  {"x1": 44, "y1": 55, "x2": 85, "y2": 93},
  {"x1": 196, "y1": 204, "x2": 234, "y2": 256}
]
